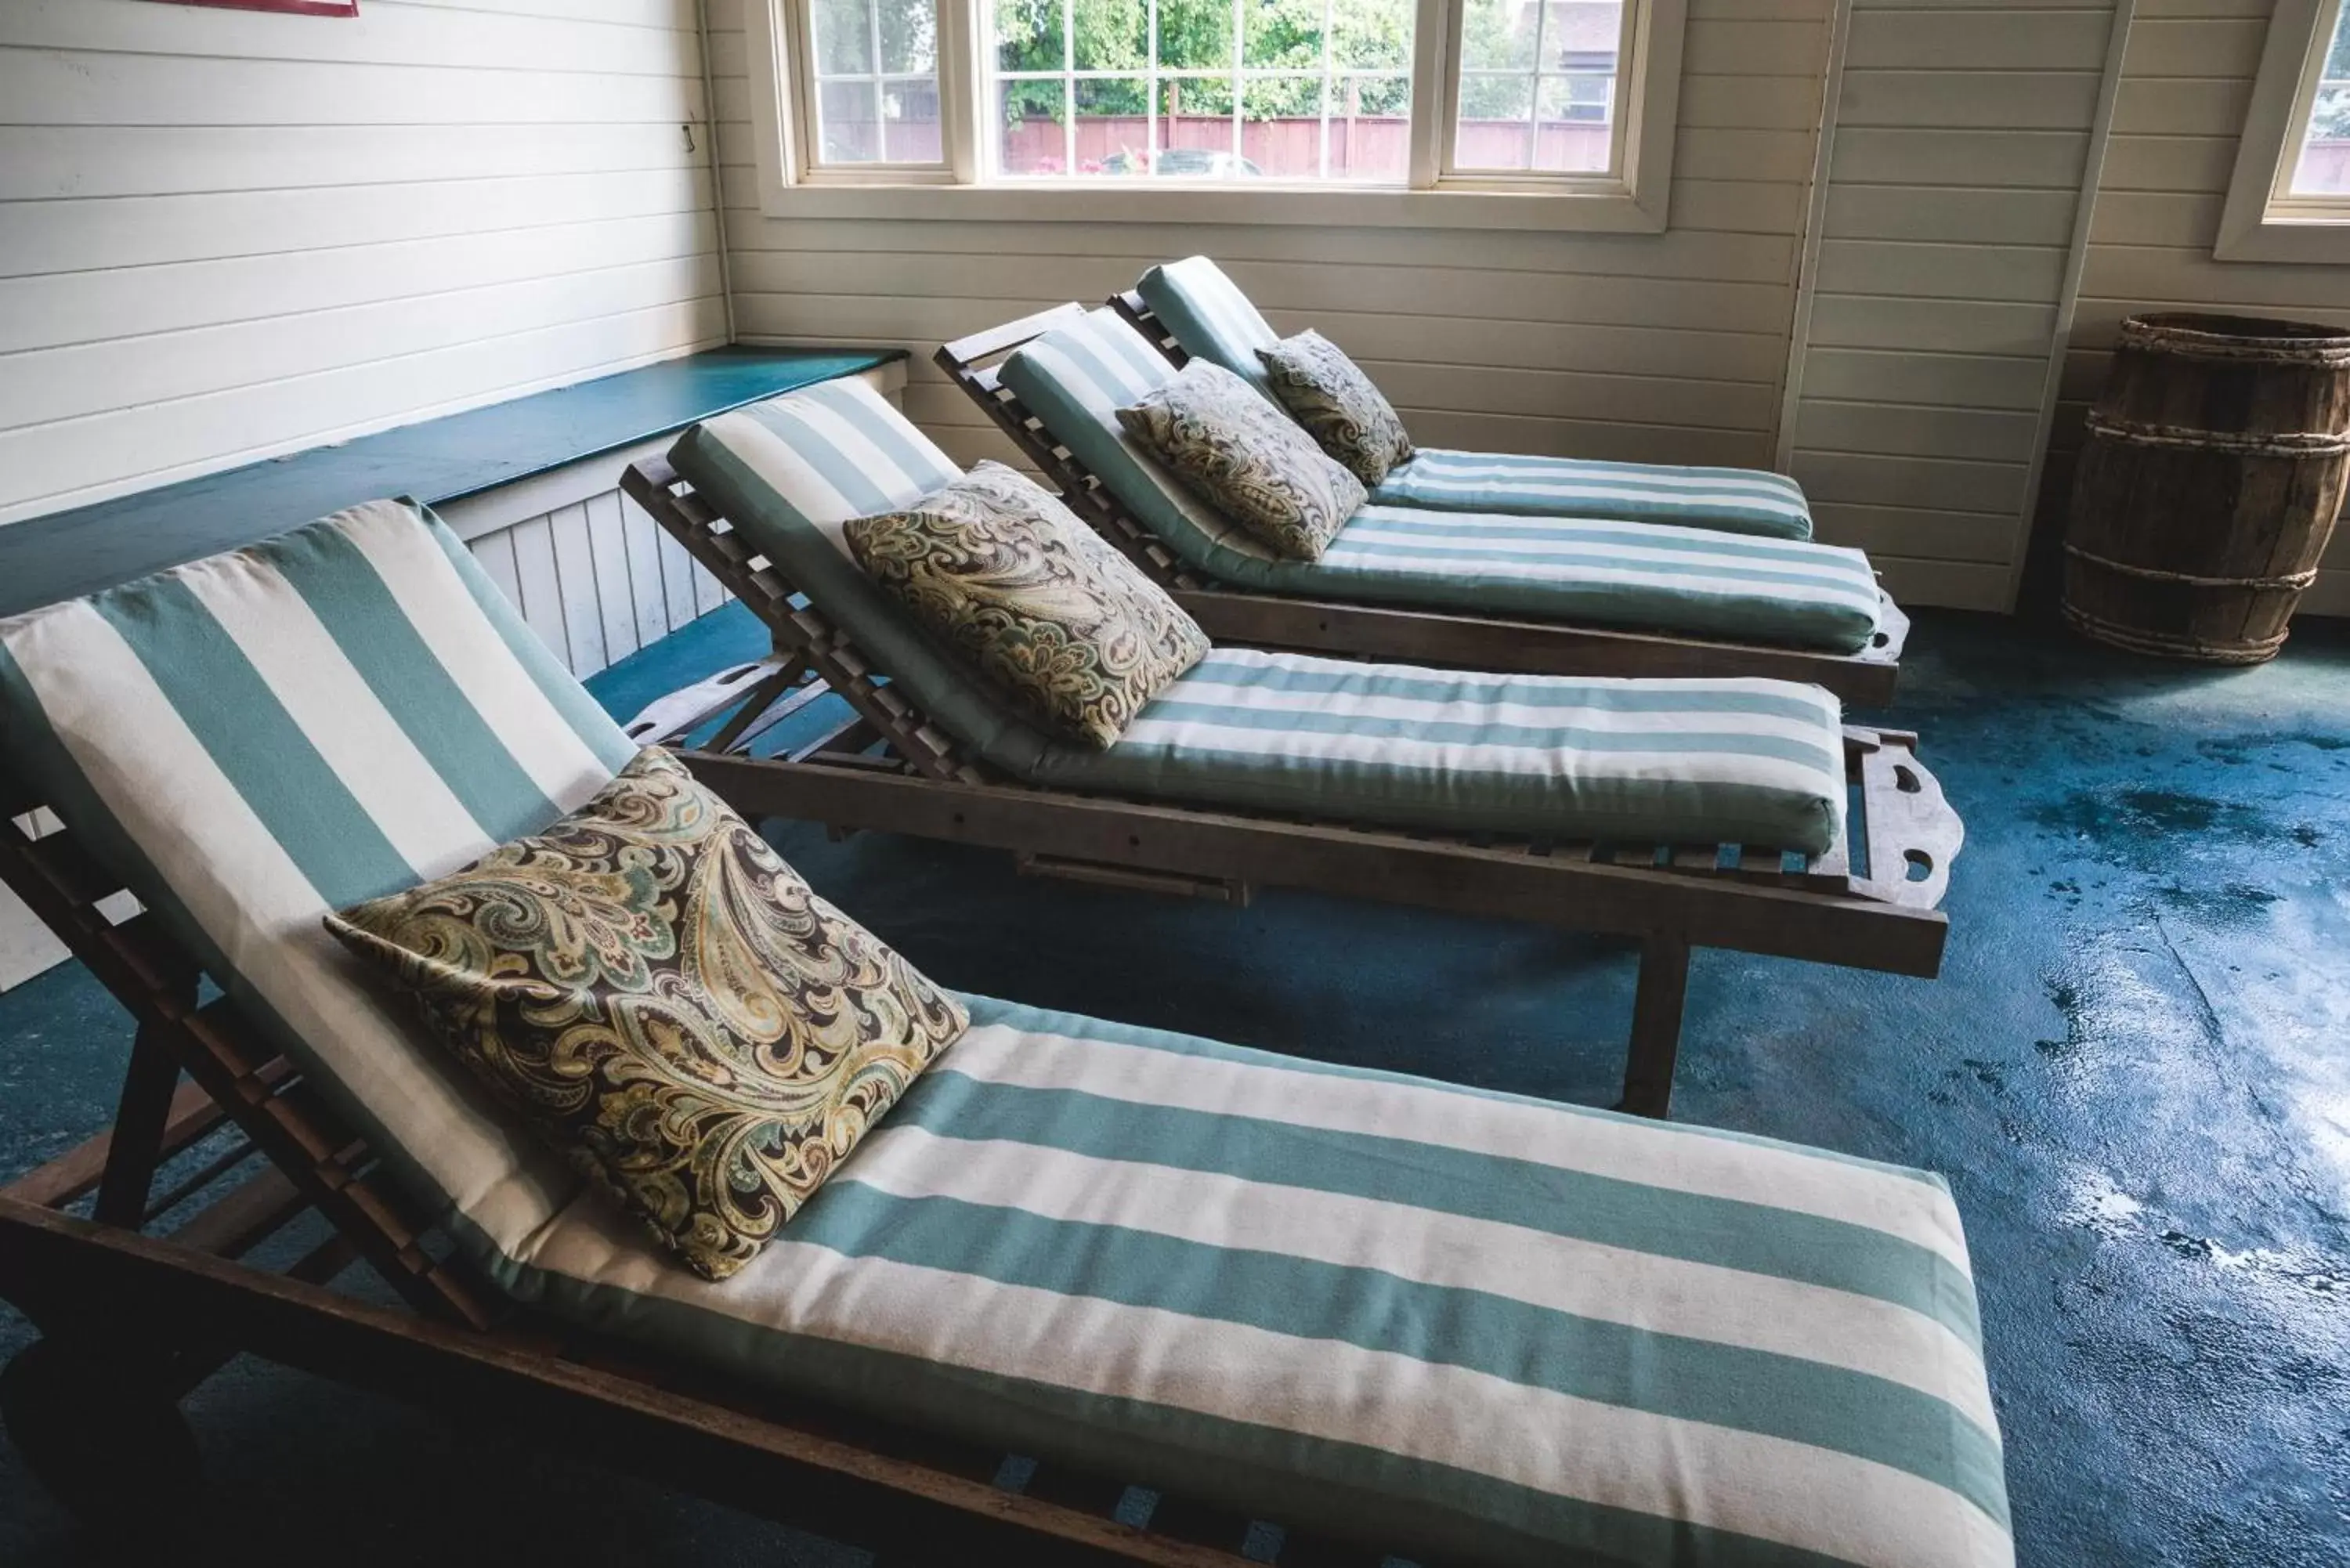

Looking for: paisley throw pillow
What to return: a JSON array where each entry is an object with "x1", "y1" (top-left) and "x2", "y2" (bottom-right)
[
  {"x1": 1115, "y1": 360, "x2": 1366, "y2": 561},
  {"x1": 844, "y1": 461, "x2": 1208, "y2": 749},
  {"x1": 1256, "y1": 330, "x2": 1415, "y2": 487},
  {"x1": 326, "y1": 746, "x2": 968, "y2": 1282}
]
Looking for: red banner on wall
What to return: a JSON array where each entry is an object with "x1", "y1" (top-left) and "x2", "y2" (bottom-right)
[{"x1": 143, "y1": 0, "x2": 360, "y2": 15}]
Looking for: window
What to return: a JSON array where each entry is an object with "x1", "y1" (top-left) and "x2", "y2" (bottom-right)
[
  {"x1": 806, "y1": 0, "x2": 945, "y2": 166},
  {"x1": 1450, "y1": 0, "x2": 1627, "y2": 175},
  {"x1": 986, "y1": 0, "x2": 1417, "y2": 182},
  {"x1": 2218, "y1": 0, "x2": 2350, "y2": 261},
  {"x1": 752, "y1": 0, "x2": 1687, "y2": 229}
]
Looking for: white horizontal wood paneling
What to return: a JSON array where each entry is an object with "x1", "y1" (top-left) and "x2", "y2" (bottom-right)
[
  {"x1": 1781, "y1": 0, "x2": 2121, "y2": 607},
  {"x1": 0, "y1": 0, "x2": 728, "y2": 524},
  {"x1": 2037, "y1": 0, "x2": 2350, "y2": 616},
  {"x1": 708, "y1": 0, "x2": 1834, "y2": 482}
]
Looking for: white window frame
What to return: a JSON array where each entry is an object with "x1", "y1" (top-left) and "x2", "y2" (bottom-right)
[
  {"x1": 742, "y1": 0, "x2": 1685, "y2": 232},
  {"x1": 2218, "y1": 0, "x2": 2350, "y2": 262}
]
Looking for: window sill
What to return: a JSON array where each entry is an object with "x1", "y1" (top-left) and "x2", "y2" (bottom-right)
[
  {"x1": 754, "y1": 177, "x2": 1669, "y2": 233},
  {"x1": 2212, "y1": 210, "x2": 2350, "y2": 265}
]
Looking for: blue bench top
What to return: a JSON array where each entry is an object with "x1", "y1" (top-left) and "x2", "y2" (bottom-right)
[{"x1": 0, "y1": 346, "x2": 903, "y2": 617}]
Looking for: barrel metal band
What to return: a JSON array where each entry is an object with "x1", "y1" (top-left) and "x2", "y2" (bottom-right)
[
  {"x1": 2065, "y1": 543, "x2": 2321, "y2": 591},
  {"x1": 2061, "y1": 602, "x2": 2289, "y2": 664},
  {"x1": 2084, "y1": 412, "x2": 2350, "y2": 455},
  {"x1": 2118, "y1": 329, "x2": 2350, "y2": 367}
]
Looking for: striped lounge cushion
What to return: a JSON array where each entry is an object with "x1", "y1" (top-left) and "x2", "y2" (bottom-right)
[
  {"x1": 1137, "y1": 257, "x2": 1818, "y2": 540},
  {"x1": 1376, "y1": 450, "x2": 1816, "y2": 540},
  {"x1": 999, "y1": 309, "x2": 1880, "y2": 652},
  {"x1": 0, "y1": 498, "x2": 634, "y2": 1259},
  {"x1": 1036, "y1": 649, "x2": 1849, "y2": 854},
  {"x1": 1135, "y1": 254, "x2": 1285, "y2": 396},
  {"x1": 520, "y1": 996, "x2": 2012, "y2": 1568},
  {"x1": 671, "y1": 385, "x2": 1850, "y2": 853}
]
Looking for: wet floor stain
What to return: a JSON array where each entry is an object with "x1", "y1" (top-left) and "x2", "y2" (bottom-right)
[{"x1": 2, "y1": 605, "x2": 2347, "y2": 1567}]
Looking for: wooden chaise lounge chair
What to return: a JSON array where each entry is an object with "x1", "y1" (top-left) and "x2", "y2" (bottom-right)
[
  {"x1": 941, "y1": 306, "x2": 1910, "y2": 704},
  {"x1": 1114, "y1": 255, "x2": 1825, "y2": 540},
  {"x1": 0, "y1": 499, "x2": 2012, "y2": 1568},
  {"x1": 614, "y1": 376, "x2": 1962, "y2": 1123}
]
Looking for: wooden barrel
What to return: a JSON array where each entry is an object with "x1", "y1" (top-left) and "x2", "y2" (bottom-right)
[{"x1": 2062, "y1": 311, "x2": 2350, "y2": 663}]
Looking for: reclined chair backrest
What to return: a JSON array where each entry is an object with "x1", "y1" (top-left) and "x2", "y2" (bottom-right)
[
  {"x1": 1133, "y1": 255, "x2": 1282, "y2": 393},
  {"x1": 666, "y1": 378, "x2": 1060, "y2": 775},
  {"x1": 0, "y1": 500, "x2": 638, "y2": 1279},
  {"x1": 993, "y1": 307, "x2": 1311, "y2": 593}
]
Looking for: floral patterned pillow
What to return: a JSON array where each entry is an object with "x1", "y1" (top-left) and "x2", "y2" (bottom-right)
[
  {"x1": 326, "y1": 746, "x2": 967, "y2": 1282},
  {"x1": 1257, "y1": 330, "x2": 1415, "y2": 488},
  {"x1": 844, "y1": 461, "x2": 1208, "y2": 749},
  {"x1": 1115, "y1": 360, "x2": 1367, "y2": 560}
]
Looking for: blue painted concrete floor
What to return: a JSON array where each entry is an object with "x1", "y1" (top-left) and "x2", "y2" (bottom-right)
[{"x1": 3, "y1": 604, "x2": 2347, "y2": 1566}]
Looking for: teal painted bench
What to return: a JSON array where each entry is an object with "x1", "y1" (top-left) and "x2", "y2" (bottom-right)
[{"x1": 0, "y1": 346, "x2": 905, "y2": 620}]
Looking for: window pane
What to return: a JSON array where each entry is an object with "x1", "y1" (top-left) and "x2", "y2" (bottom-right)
[
  {"x1": 812, "y1": 0, "x2": 873, "y2": 74},
  {"x1": 1546, "y1": 0, "x2": 1622, "y2": 68},
  {"x1": 996, "y1": 0, "x2": 1066, "y2": 73},
  {"x1": 1076, "y1": 78, "x2": 1149, "y2": 175},
  {"x1": 2292, "y1": 4, "x2": 2350, "y2": 195},
  {"x1": 1245, "y1": 0, "x2": 1323, "y2": 68},
  {"x1": 1455, "y1": 0, "x2": 1618, "y2": 175},
  {"x1": 1155, "y1": 0, "x2": 1235, "y2": 72},
  {"x1": 1242, "y1": 77, "x2": 1319, "y2": 178},
  {"x1": 1072, "y1": 0, "x2": 1149, "y2": 70},
  {"x1": 1329, "y1": 74, "x2": 1410, "y2": 181},
  {"x1": 1459, "y1": 0, "x2": 1535, "y2": 70},
  {"x1": 1159, "y1": 77, "x2": 1238, "y2": 164},
  {"x1": 984, "y1": 0, "x2": 1410, "y2": 182},
  {"x1": 1455, "y1": 70, "x2": 1533, "y2": 171},
  {"x1": 1333, "y1": 0, "x2": 1412, "y2": 71},
  {"x1": 819, "y1": 78, "x2": 882, "y2": 162},
  {"x1": 878, "y1": 0, "x2": 936, "y2": 72},
  {"x1": 883, "y1": 76, "x2": 942, "y2": 161},
  {"x1": 998, "y1": 78, "x2": 1068, "y2": 174}
]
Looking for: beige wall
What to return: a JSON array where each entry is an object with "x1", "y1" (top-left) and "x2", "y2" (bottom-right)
[
  {"x1": 707, "y1": 0, "x2": 1838, "y2": 494},
  {"x1": 9, "y1": 0, "x2": 2344, "y2": 615},
  {"x1": 2040, "y1": 0, "x2": 2350, "y2": 614},
  {"x1": 0, "y1": 0, "x2": 729, "y2": 525}
]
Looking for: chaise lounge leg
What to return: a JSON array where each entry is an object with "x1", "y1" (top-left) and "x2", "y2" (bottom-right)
[
  {"x1": 92, "y1": 1023, "x2": 185, "y2": 1227},
  {"x1": 1618, "y1": 932, "x2": 1691, "y2": 1120}
]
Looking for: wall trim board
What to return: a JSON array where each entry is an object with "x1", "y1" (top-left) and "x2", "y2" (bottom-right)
[
  {"x1": 693, "y1": 0, "x2": 738, "y2": 346},
  {"x1": 1773, "y1": 0, "x2": 1856, "y2": 471},
  {"x1": 2005, "y1": 0, "x2": 2138, "y2": 611}
]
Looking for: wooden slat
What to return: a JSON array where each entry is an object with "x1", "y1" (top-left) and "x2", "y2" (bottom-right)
[{"x1": 0, "y1": 1078, "x2": 221, "y2": 1210}]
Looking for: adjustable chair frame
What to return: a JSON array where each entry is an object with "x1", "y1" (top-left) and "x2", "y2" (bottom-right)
[
  {"x1": 941, "y1": 303, "x2": 1907, "y2": 705},
  {"x1": 0, "y1": 487, "x2": 1948, "y2": 1565},
  {"x1": 618, "y1": 454, "x2": 1958, "y2": 1128},
  {"x1": 0, "y1": 771, "x2": 1451, "y2": 1568}
]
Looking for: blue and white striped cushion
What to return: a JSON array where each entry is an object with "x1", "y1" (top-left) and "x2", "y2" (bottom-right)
[
  {"x1": 0, "y1": 508, "x2": 2006, "y2": 1563},
  {"x1": 678, "y1": 381, "x2": 1850, "y2": 850},
  {"x1": 1135, "y1": 254, "x2": 1282, "y2": 396},
  {"x1": 691, "y1": 375, "x2": 964, "y2": 555},
  {"x1": 524, "y1": 997, "x2": 2012, "y2": 1568},
  {"x1": 0, "y1": 498, "x2": 634, "y2": 1258},
  {"x1": 671, "y1": 378, "x2": 1061, "y2": 773},
  {"x1": 1034, "y1": 649, "x2": 1848, "y2": 853},
  {"x1": 1138, "y1": 257, "x2": 1818, "y2": 541},
  {"x1": 999, "y1": 310, "x2": 1882, "y2": 652},
  {"x1": 1377, "y1": 449, "x2": 1817, "y2": 540}
]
